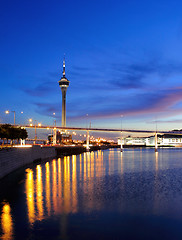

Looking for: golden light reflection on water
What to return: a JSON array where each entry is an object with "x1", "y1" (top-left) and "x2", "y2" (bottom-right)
[
  {"x1": 64, "y1": 156, "x2": 71, "y2": 213},
  {"x1": 0, "y1": 202, "x2": 13, "y2": 240},
  {"x1": 72, "y1": 155, "x2": 77, "y2": 213},
  {"x1": 25, "y1": 168, "x2": 35, "y2": 225},
  {"x1": 95, "y1": 150, "x2": 104, "y2": 177},
  {"x1": 1, "y1": 148, "x2": 175, "y2": 239},
  {"x1": 52, "y1": 160, "x2": 58, "y2": 213},
  {"x1": 57, "y1": 158, "x2": 62, "y2": 213},
  {"x1": 90, "y1": 151, "x2": 95, "y2": 178},
  {"x1": 24, "y1": 150, "x2": 116, "y2": 225},
  {"x1": 155, "y1": 152, "x2": 159, "y2": 172},
  {"x1": 79, "y1": 154, "x2": 82, "y2": 179},
  {"x1": 45, "y1": 162, "x2": 51, "y2": 216},
  {"x1": 36, "y1": 165, "x2": 44, "y2": 221}
]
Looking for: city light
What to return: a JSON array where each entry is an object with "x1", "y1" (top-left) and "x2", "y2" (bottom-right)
[{"x1": 5, "y1": 110, "x2": 17, "y2": 125}]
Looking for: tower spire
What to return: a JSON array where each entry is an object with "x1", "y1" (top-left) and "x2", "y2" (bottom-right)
[{"x1": 63, "y1": 55, "x2": 65, "y2": 77}]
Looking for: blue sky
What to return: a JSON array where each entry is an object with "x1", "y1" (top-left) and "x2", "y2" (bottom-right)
[{"x1": 1, "y1": 0, "x2": 182, "y2": 137}]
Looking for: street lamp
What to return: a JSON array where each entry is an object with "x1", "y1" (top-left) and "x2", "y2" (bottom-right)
[
  {"x1": 5, "y1": 110, "x2": 24, "y2": 126},
  {"x1": 5, "y1": 110, "x2": 16, "y2": 126},
  {"x1": 29, "y1": 119, "x2": 41, "y2": 144},
  {"x1": 52, "y1": 112, "x2": 56, "y2": 127},
  {"x1": 86, "y1": 113, "x2": 88, "y2": 128},
  {"x1": 120, "y1": 115, "x2": 123, "y2": 131}
]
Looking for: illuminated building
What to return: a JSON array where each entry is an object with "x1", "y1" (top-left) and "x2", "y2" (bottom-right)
[{"x1": 56, "y1": 131, "x2": 72, "y2": 144}]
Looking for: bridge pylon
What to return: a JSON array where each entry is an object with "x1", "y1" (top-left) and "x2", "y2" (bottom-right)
[
  {"x1": 53, "y1": 128, "x2": 57, "y2": 145},
  {"x1": 120, "y1": 131, "x2": 123, "y2": 152},
  {"x1": 155, "y1": 132, "x2": 158, "y2": 152},
  {"x1": 86, "y1": 130, "x2": 90, "y2": 151}
]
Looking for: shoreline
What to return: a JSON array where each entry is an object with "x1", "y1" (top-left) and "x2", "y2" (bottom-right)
[{"x1": 0, "y1": 144, "x2": 180, "y2": 181}]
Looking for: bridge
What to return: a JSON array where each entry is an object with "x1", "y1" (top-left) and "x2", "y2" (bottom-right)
[{"x1": 11, "y1": 124, "x2": 182, "y2": 152}]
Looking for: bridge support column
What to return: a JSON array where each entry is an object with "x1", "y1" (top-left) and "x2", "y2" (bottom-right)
[
  {"x1": 53, "y1": 128, "x2": 57, "y2": 145},
  {"x1": 86, "y1": 130, "x2": 90, "y2": 151},
  {"x1": 120, "y1": 132, "x2": 123, "y2": 152},
  {"x1": 155, "y1": 132, "x2": 158, "y2": 152}
]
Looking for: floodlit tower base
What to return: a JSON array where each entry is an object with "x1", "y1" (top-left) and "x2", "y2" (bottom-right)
[
  {"x1": 86, "y1": 130, "x2": 90, "y2": 151},
  {"x1": 120, "y1": 132, "x2": 123, "y2": 152},
  {"x1": 155, "y1": 132, "x2": 158, "y2": 152},
  {"x1": 53, "y1": 129, "x2": 57, "y2": 145}
]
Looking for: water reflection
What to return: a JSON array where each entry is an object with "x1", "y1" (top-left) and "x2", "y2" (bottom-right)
[
  {"x1": 2, "y1": 149, "x2": 182, "y2": 239},
  {"x1": 36, "y1": 165, "x2": 44, "y2": 221},
  {"x1": 155, "y1": 152, "x2": 159, "y2": 172},
  {"x1": 24, "y1": 150, "x2": 108, "y2": 225},
  {"x1": 45, "y1": 162, "x2": 51, "y2": 216},
  {"x1": 72, "y1": 155, "x2": 77, "y2": 213},
  {"x1": 26, "y1": 168, "x2": 35, "y2": 225},
  {"x1": 0, "y1": 202, "x2": 13, "y2": 240},
  {"x1": 17, "y1": 149, "x2": 182, "y2": 229}
]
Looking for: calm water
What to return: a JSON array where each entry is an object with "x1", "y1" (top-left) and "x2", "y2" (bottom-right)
[{"x1": 1, "y1": 148, "x2": 182, "y2": 240}]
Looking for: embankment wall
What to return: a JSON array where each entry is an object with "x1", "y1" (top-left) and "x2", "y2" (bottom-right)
[{"x1": 0, "y1": 145, "x2": 56, "y2": 179}]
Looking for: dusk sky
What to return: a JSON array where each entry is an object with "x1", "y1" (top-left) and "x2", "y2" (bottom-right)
[{"x1": 1, "y1": 0, "x2": 182, "y2": 137}]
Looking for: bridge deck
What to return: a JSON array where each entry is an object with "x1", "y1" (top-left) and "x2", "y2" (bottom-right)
[{"x1": 3, "y1": 124, "x2": 181, "y2": 135}]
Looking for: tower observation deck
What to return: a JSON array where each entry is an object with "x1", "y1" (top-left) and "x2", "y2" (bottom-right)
[{"x1": 58, "y1": 58, "x2": 70, "y2": 127}]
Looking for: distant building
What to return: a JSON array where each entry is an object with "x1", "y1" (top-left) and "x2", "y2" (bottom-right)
[
  {"x1": 56, "y1": 131, "x2": 72, "y2": 144},
  {"x1": 118, "y1": 136, "x2": 146, "y2": 146},
  {"x1": 146, "y1": 134, "x2": 182, "y2": 147},
  {"x1": 124, "y1": 136, "x2": 146, "y2": 145},
  {"x1": 117, "y1": 138, "x2": 124, "y2": 145},
  {"x1": 117, "y1": 134, "x2": 182, "y2": 147}
]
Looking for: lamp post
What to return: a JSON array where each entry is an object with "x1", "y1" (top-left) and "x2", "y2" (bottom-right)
[
  {"x1": 52, "y1": 113, "x2": 57, "y2": 145},
  {"x1": 53, "y1": 112, "x2": 56, "y2": 127},
  {"x1": 5, "y1": 110, "x2": 24, "y2": 126},
  {"x1": 86, "y1": 113, "x2": 88, "y2": 129},
  {"x1": 5, "y1": 110, "x2": 16, "y2": 126},
  {"x1": 29, "y1": 119, "x2": 41, "y2": 144}
]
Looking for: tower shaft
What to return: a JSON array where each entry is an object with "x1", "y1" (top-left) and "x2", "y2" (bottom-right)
[{"x1": 61, "y1": 88, "x2": 67, "y2": 127}]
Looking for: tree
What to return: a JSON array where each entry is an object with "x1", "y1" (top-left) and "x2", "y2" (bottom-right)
[
  {"x1": 0, "y1": 124, "x2": 28, "y2": 145},
  {"x1": 0, "y1": 124, "x2": 11, "y2": 144},
  {"x1": 19, "y1": 128, "x2": 28, "y2": 140}
]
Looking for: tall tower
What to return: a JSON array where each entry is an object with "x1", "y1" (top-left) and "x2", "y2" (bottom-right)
[{"x1": 58, "y1": 58, "x2": 70, "y2": 127}]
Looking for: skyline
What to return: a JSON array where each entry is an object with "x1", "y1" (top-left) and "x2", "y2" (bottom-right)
[{"x1": 1, "y1": 0, "x2": 182, "y2": 134}]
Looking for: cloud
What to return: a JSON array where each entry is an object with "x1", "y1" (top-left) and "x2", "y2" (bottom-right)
[
  {"x1": 147, "y1": 119, "x2": 182, "y2": 124},
  {"x1": 67, "y1": 86, "x2": 182, "y2": 120},
  {"x1": 32, "y1": 82, "x2": 182, "y2": 126},
  {"x1": 22, "y1": 80, "x2": 57, "y2": 97},
  {"x1": 34, "y1": 102, "x2": 60, "y2": 116},
  {"x1": 110, "y1": 60, "x2": 182, "y2": 90}
]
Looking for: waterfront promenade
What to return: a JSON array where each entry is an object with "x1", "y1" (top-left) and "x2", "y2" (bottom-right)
[{"x1": 0, "y1": 144, "x2": 119, "y2": 180}]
